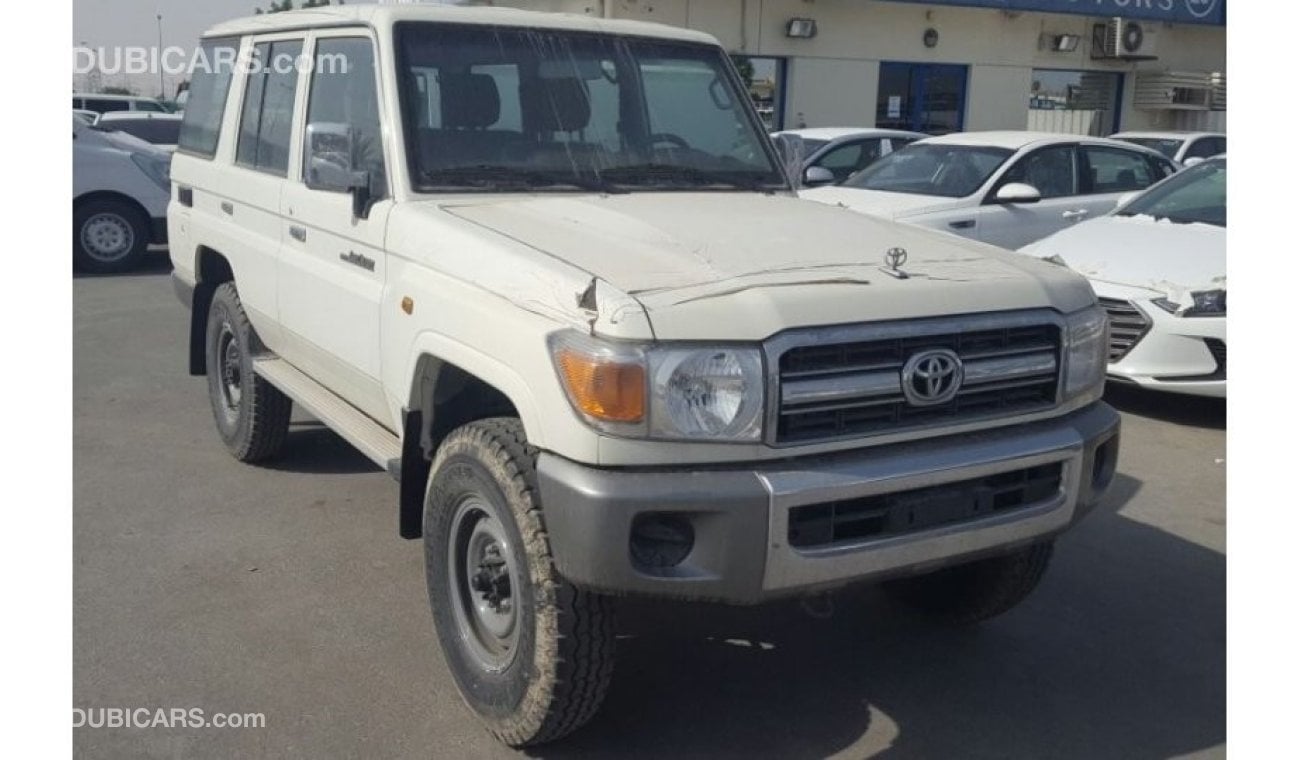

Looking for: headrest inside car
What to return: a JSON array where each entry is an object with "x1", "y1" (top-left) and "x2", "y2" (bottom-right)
[
  {"x1": 521, "y1": 76, "x2": 591, "y2": 134},
  {"x1": 440, "y1": 72, "x2": 500, "y2": 129}
]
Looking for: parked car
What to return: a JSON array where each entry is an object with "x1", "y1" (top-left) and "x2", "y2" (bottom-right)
[
  {"x1": 1110, "y1": 130, "x2": 1226, "y2": 168},
  {"x1": 1021, "y1": 157, "x2": 1225, "y2": 397},
  {"x1": 169, "y1": 5, "x2": 1118, "y2": 747},
  {"x1": 72, "y1": 93, "x2": 168, "y2": 114},
  {"x1": 802, "y1": 131, "x2": 1178, "y2": 250},
  {"x1": 770, "y1": 127, "x2": 926, "y2": 185},
  {"x1": 73, "y1": 115, "x2": 171, "y2": 273},
  {"x1": 73, "y1": 109, "x2": 99, "y2": 124},
  {"x1": 97, "y1": 112, "x2": 184, "y2": 151}
]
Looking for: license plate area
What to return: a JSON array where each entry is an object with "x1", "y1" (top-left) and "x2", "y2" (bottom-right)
[{"x1": 787, "y1": 462, "x2": 1064, "y2": 549}]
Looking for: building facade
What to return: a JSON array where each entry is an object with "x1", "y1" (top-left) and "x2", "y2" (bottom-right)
[{"x1": 495, "y1": 0, "x2": 1226, "y2": 136}]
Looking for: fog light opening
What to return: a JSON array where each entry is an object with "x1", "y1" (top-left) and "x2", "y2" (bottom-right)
[
  {"x1": 630, "y1": 513, "x2": 695, "y2": 570},
  {"x1": 1092, "y1": 436, "x2": 1119, "y2": 494}
]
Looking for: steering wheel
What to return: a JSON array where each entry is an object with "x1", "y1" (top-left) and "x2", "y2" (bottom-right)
[{"x1": 649, "y1": 133, "x2": 691, "y2": 150}]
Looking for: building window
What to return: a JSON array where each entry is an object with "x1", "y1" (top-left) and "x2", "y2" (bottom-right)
[
  {"x1": 732, "y1": 55, "x2": 784, "y2": 131},
  {"x1": 1027, "y1": 69, "x2": 1121, "y2": 137}
]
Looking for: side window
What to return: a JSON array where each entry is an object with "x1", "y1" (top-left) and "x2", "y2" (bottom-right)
[
  {"x1": 178, "y1": 37, "x2": 238, "y2": 158},
  {"x1": 814, "y1": 139, "x2": 885, "y2": 182},
  {"x1": 1185, "y1": 137, "x2": 1225, "y2": 160},
  {"x1": 998, "y1": 145, "x2": 1077, "y2": 199},
  {"x1": 887, "y1": 137, "x2": 918, "y2": 153},
  {"x1": 303, "y1": 37, "x2": 387, "y2": 199},
  {"x1": 135, "y1": 100, "x2": 165, "y2": 113},
  {"x1": 237, "y1": 39, "x2": 303, "y2": 175},
  {"x1": 89, "y1": 100, "x2": 129, "y2": 113},
  {"x1": 1082, "y1": 147, "x2": 1157, "y2": 194}
]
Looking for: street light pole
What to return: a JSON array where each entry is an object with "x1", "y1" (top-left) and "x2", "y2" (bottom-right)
[{"x1": 156, "y1": 14, "x2": 165, "y2": 99}]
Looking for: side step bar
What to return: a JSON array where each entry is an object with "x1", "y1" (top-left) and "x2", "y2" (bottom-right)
[{"x1": 253, "y1": 357, "x2": 402, "y2": 477}]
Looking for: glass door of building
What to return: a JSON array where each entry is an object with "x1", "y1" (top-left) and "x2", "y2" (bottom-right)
[{"x1": 877, "y1": 62, "x2": 968, "y2": 135}]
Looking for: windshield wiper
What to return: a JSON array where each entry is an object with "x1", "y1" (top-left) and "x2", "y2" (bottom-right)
[
  {"x1": 418, "y1": 165, "x2": 625, "y2": 194},
  {"x1": 599, "y1": 163, "x2": 778, "y2": 192}
]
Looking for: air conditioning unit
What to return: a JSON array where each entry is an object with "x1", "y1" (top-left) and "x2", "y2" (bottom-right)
[{"x1": 1091, "y1": 18, "x2": 1159, "y2": 61}]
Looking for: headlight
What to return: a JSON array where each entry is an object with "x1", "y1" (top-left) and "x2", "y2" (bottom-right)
[
  {"x1": 1064, "y1": 306, "x2": 1108, "y2": 400},
  {"x1": 130, "y1": 151, "x2": 171, "y2": 191},
  {"x1": 549, "y1": 331, "x2": 764, "y2": 442},
  {"x1": 1153, "y1": 289, "x2": 1226, "y2": 317}
]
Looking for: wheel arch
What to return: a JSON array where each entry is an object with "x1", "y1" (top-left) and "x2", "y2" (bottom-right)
[
  {"x1": 397, "y1": 341, "x2": 544, "y2": 539},
  {"x1": 73, "y1": 190, "x2": 152, "y2": 224}
]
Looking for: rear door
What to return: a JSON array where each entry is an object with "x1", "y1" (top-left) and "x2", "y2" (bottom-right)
[
  {"x1": 277, "y1": 31, "x2": 393, "y2": 425},
  {"x1": 1076, "y1": 144, "x2": 1166, "y2": 216}
]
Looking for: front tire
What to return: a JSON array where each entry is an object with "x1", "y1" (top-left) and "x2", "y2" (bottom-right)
[
  {"x1": 73, "y1": 198, "x2": 149, "y2": 274},
  {"x1": 204, "y1": 283, "x2": 292, "y2": 462},
  {"x1": 424, "y1": 418, "x2": 614, "y2": 747},
  {"x1": 884, "y1": 540, "x2": 1055, "y2": 625}
]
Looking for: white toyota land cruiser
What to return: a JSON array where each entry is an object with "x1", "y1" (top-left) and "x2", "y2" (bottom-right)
[{"x1": 169, "y1": 4, "x2": 1120, "y2": 747}]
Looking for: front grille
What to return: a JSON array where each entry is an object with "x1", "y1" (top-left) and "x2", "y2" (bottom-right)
[
  {"x1": 1098, "y1": 298, "x2": 1151, "y2": 362},
  {"x1": 788, "y1": 463, "x2": 1064, "y2": 549},
  {"x1": 775, "y1": 321, "x2": 1061, "y2": 444}
]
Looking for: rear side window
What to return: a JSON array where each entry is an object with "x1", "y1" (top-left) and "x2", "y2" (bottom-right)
[
  {"x1": 86, "y1": 99, "x2": 130, "y2": 113},
  {"x1": 1081, "y1": 147, "x2": 1158, "y2": 194},
  {"x1": 178, "y1": 37, "x2": 238, "y2": 158},
  {"x1": 1184, "y1": 136, "x2": 1225, "y2": 160},
  {"x1": 237, "y1": 40, "x2": 304, "y2": 175}
]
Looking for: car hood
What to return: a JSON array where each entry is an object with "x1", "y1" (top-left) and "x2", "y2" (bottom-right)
[
  {"x1": 1022, "y1": 214, "x2": 1226, "y2": 298},
  {"x1": 435, "y1": 193, "x2": 1095, "y2": 341},
  {"x1": 798, "y1": 186, "x2": 971, "y2": 219}
]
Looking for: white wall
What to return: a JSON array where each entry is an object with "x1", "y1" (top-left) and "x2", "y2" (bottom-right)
[
  {"x1": 782, "y1": 58, "x2": 879, "y2": 128},
  {"x1": 966, "y1": 65, "x2": 1034, "y2": 131}
]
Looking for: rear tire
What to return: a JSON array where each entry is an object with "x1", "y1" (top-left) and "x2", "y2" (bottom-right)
[
  {"x1": 424, "y1": 418, "x2": 614, "y2": 747},
  {"x1": 73, "y1": 198, "x2": 149, "y2": 274},
  {"x1": 204, "y1": 283, "x2": 291, "y2": 462},
  {"x1": 884, "y1": 541, "x2": 1055, "y2": 625}
]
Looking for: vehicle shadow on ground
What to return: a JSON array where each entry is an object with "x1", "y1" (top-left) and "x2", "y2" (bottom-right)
[
  {"x1": 1104, "y1": 383, "x2": 1225, "y2": 430},
  {"x1": 533, "y1": 474, "x2": 1225, "y2": 759},
  {"x1": 72, "y1": 251, "x2": 173, "y2": 280},
  {"x1": 261, "y1": 422, "x2": 382, "y2": 475}
]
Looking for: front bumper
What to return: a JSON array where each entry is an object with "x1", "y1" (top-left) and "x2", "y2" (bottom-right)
[
  {"x1": 538, "y1": 402, "x2": 1120, "y2": 604},
  {"x1": 1109, "y1": 302, "x2": 1225, "y2": 398}
]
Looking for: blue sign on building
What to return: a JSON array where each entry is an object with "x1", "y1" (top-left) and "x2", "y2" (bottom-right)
[{"x1": 882, "y1": 0, "x2": 1225, "y2": 26}]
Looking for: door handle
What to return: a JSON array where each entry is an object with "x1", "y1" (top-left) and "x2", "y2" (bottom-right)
[
  {"x1": 948, "y1": 219, "x2": 975, "y2": 230},
  {"x1": 289, "y1": 225, "x2": 307, "y2": 242},
  {"x1": 220, "y1": 201, "x2": 234, "y2": 215},
  {"x1": 1062, "y1": 209, "x2": 1089, "y2": 220}
]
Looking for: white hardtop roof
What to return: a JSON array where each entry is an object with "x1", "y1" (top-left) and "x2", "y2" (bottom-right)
[
  {"x1": 1111, "y1": 131, "x2": 1224, "y2": 140},
  {"x1": 98, "y1": 111, "x2": 183, "y2": 121},
  {"x1": 203, "y1": 3, "x2": 717, "y2": 45},
  {"x1": 919, "y1": 130, "x2": 1158, "y2": 152},
  {"x1": 772, "y1": 127, "x2": 927, "y2": 141}
]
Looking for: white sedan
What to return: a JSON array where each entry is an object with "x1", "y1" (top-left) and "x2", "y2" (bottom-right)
[
  {"x1": 802, "y1": 131, "x2": 1178, "y2": 250},
  {"x1": 1110, "y1": 130, "x2": 1226, "y2": 168},
  {"x1": 1021, "y1": 157, "x2": 1225, "y2": 397},
  {"x1": 771, "y1": 127, "x2": 926, "y2": 185}
]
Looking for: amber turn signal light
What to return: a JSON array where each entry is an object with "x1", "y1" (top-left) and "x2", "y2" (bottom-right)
[{"x1": 555, "y1": 348, "x2": 646, "y2": 423}]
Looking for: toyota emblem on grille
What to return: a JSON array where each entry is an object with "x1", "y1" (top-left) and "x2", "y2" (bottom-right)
[{"x1": 901, "y1": 349, "x2": 964, "y2": 406}]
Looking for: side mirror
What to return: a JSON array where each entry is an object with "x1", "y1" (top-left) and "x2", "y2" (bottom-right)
[
  {"x1": 995, "y1": 182, "x2": 1042, "y2": 204},
  {"x1": 305, "y1": 122, "x2": 371, "y2": 218},
  {"x1": 1181, "y1": 156, "x2": 1205, "y2": 168},
  {"x1": 772, "y1": 133, "x2": 806, "y2": 189},
  {"x1": 803, "y1": 166, "x2": 835, "y2": 187}
]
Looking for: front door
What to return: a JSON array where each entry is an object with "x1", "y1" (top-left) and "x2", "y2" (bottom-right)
[
  {"x1": 877, "y1": 62, "x2": 968, "y2": 135},
  {"x1": 277, "y1": 32, "x2": 393, "y2": 426}
]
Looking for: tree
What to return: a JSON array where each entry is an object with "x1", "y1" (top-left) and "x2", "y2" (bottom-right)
[{"x1": 731, "y1": 55, "x2": 755, "y2": 89}]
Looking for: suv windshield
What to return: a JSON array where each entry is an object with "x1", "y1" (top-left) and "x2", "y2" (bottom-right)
[
  {"x1": 1116, "y1": 157, "x2": 1225, "y2": 227},
  {"x1": 841, "y1": 144, "x2": 1012, "y2": 198},
  {"x1": 395, "y1": 23, "x2": 786, "y2": 193}
]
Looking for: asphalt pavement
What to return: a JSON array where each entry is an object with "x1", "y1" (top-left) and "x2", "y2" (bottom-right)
[{"x1": 74, "y1": 255, "x2": 1225, "y2": 759}]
